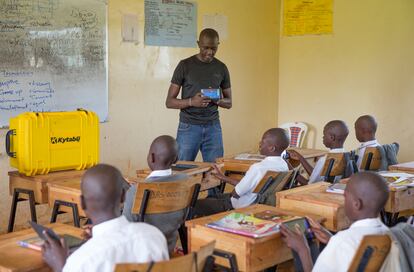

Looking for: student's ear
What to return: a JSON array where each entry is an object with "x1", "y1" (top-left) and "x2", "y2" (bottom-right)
[
  {"x1": 354, "y1": 198, "x2": 363, "y2": 211},
  {"x1": 270, "y1": 145, "x2": 276, "y2": 153},
  {"x1": 150, "y1": 152, "x2": 156, "y2": 164},
  {"x1": 80, "y1": 195, "x2": 87, "y2": 211}
]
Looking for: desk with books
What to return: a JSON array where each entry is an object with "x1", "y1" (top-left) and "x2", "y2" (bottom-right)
[
  {"x1": 136, "y1": 161, "x2": 221, "y2": 191},
  {"x1": 276, "y1": 182, "x2": 350, "y2": 232},
  {"x1": 185, "y1": 204, "x2": 324, "y2": 272},
  {"x1": 277, "y1": 176, "x2": 414, "y2": 228},
  {"x1": 0, "y1": 223, "x2": 83, "y2": 272},
  {"x1": 217, "y1": 148, "x2": 327, "y2": 176},
  {"x1": 389, "y1": 161, "x2": 414, "y2": 174}
]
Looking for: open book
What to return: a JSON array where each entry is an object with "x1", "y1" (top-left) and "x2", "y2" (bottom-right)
[
  {"x1": 379, "y1": 172, "x2": 414, "y2": 188},
  {"x1": 206, "y1": 212, "x2": 295, "y2": 238}
]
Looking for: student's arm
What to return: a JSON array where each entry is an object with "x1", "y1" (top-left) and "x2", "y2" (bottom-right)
[
  {"x1": 165, "y1": 84, "x2": 211, "y2": 109},
  {"x1": 280, "y1": 224, "x2": 313, "y2": 272},
  {"x1": 212, "y1": 164, "x2": 240, "y2": 186},
  {"x1": 42, "y1": 231, "x2": 68, "y2": 272},
  {"x1": 288, "y1": 150, "x2": 314, "y2": 176},
  {"x1": 216, "y1": 88, "x2": 232, "y2": 109}
]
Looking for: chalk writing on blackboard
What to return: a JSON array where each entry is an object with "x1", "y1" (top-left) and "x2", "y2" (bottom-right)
[
  {"x1": 144, "y1": 0, "x2": 197, "y2": 48},
  {"x1": 0, "y1": 0, "x2": 108, "y2": 127}
]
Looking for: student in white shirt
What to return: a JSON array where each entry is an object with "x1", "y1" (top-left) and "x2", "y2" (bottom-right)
[
  {"x1": 280, "y1": 171, "x2": 400, "y2": 272},
  {"x1": 193, "y1": 128, "x2": 290, "y2": 217},
  {"x1": 288, "y1": 120, "x2": 349, "y2": 184},
  {"x1": 354, "y1": 115, "x2": 380, "y2": 169},
  {"x1": 42, "y1": 164, "x2": 169, "y2": 272}
]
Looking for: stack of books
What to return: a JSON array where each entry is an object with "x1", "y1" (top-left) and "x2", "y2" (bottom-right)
[{"x1": 206, "y1": 211, "x2": 297, "y2": 238}]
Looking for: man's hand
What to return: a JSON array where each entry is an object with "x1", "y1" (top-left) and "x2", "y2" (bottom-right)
[
  {"x1": 307, "y1": 217, "x2": 332, "y2": 244},
  {"x1": 191, "y1": 93, "x2": 211, "y2": 108},
  {"x1": 41, "y1": 231, "x2": 68, "y2": 272}
]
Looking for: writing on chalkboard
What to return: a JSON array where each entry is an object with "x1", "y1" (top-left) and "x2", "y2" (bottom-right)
[
  {"x1": 0, "y1": 76, "x2": 55, "y2": 112},
  {"x1": 0, "y1": 0, "x2": 108, "y2": 126}
]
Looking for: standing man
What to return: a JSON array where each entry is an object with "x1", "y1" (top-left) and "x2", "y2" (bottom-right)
[{"x1": 166, "y1": 28, "x2": 232, "y2": 165}]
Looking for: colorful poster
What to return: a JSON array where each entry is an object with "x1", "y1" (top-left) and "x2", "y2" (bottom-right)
[{"x1": 283, "y1": 0, "x2": 333, "y2": 36}]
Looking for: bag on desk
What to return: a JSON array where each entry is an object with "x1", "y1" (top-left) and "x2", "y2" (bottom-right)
[{"x1": 6, "y1": 109, "x2": 99, "y2": 176}]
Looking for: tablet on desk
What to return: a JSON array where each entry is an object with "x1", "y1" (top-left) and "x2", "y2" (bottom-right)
[
  {"x1": 172, "y1": 164, "x2": 199, "y2": 171},
  {"x1": 282, "y1": 217, "x2": 314, "y2": 239},
  {"x1": 29, "y1": 221, "x2": 84, "y2": 251}
]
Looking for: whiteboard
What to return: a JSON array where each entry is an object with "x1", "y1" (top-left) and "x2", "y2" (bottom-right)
[{"x1": 0, "y1": 0, "x2": 108, "y2": 127}]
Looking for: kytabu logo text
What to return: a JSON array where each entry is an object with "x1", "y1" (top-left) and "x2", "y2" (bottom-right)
[{"x1": 50, "y1": 136, "x2": 81, "y2": 144}]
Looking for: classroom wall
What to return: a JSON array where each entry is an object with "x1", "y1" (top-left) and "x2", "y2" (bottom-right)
[
  {"x1": 0, "y1": 0, "x2": 281, "y2": 233},
  {"x1": 278, "y1": 0, "x2": 414, "y2": 161}
]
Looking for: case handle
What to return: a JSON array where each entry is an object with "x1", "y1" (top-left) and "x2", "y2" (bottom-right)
[{"x1": 5, "y1": 129, "x2": 16, "y2": 158}]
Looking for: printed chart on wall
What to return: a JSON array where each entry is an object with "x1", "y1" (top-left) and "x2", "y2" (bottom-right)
[
  {"x1": 144, "y1": 0, "x2": 197, "y2": 47},
  {"x1": 0, "y1": 0, "x2": 108, "y2": 127},
  {"x1": 283, "y1": 0, "x2": 333, "y2": 36}
]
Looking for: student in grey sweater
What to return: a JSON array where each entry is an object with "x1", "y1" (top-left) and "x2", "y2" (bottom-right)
[{"x1": 123, "y1": 135, "x2": 187, "y2": 254}]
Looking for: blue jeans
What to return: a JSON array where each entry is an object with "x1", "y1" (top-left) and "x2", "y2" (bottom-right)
[
  {"x1": 176, "y1": 121, "x2": 224, "y2": 162},
  {"x1": 177, "y1": 121, "x2": 224, "y2": 196}
]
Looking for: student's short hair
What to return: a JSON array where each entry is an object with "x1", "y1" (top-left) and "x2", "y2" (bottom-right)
[{"x1": 199, "y1": 28, "x2": 219, "y2": 40}]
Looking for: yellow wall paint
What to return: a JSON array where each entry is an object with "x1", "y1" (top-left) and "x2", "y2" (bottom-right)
[
  {"x1": 278, "y1": 0, "x2": 414, "y2": 161},
  {"x1": 0, "y1": 0, "x2": 280, "y2": 232}
]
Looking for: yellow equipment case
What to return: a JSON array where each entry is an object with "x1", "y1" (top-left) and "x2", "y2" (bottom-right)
[{"x1": 6, "y1": 109, "x2": 99, "y2": 176}]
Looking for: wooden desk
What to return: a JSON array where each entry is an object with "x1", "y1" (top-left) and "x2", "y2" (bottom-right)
[
  {"x1": 9, "y1": 170, "x2": 85, "y2": 204},
  {"x1": 185, "y1": 204, "x2": 323, "y2": 272},
  {"x1": 136, "y1": 161, "x2": 221, "y2": 191},
  {"x1": 0, "y1": 223, "x2": 82, "y2": 272},
  {"x1": 276, "y1": 182, "x2": 350, "y2": 232},
  {"x1": 217, "y1": 148, "x2": 327, "y2": 175},
  {"x1": 7, "y1": 170, "x2": 85, "y2": 232},
  {"x1": 389, "y1": 161, "x2": 414, "y2": 174},
  {"x1": 48, "y1": 178, "x2": 85, "y2": 223}
]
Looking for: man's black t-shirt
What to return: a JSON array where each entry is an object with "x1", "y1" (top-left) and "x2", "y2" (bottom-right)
[{"x1": 171, "y1": 55, "x2": 231, "y2": 125}]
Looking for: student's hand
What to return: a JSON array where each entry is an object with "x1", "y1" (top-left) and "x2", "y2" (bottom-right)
[
  {"x1": 280, "y1": 224, "x2": 310, "y2": 254},
  {"x1": 212, "y1": 164, "x2": 226, "y2": 179},
  {"x1": 81, "y1": 224, "x2": 93, "y2": 240},
  {"x1": 287, "y1": 150, "x2": 303, "y2": 161},
  {"x1": 307, "y1": 217, "x2": 332, "y2": 244},
  {"x1": 191, "y1": 93, "x2": 211, "y2": 108},
  {"x1": 41, "y1": 231, "x2": 68, "y2": 272}
]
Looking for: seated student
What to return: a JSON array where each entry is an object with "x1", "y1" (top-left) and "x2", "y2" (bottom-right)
[
  {"x1": 42, "y1": 164, "x2": 169, "y2": 272},
  {"x1": 354, "y1": 115, "x2": 380, "y2": 169},
  {"x1": 280, "y1": 172, "x2": 400, "y2": 272},
  {"x1": 194, "y1": 128, "x2": 290, "y2": 217},
  {"x1": 289, "y1": 120, "x2": 349, "y2": 185},
  {"x1": 123, "y1": 135, "x2": 187, "y2": 254}
]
